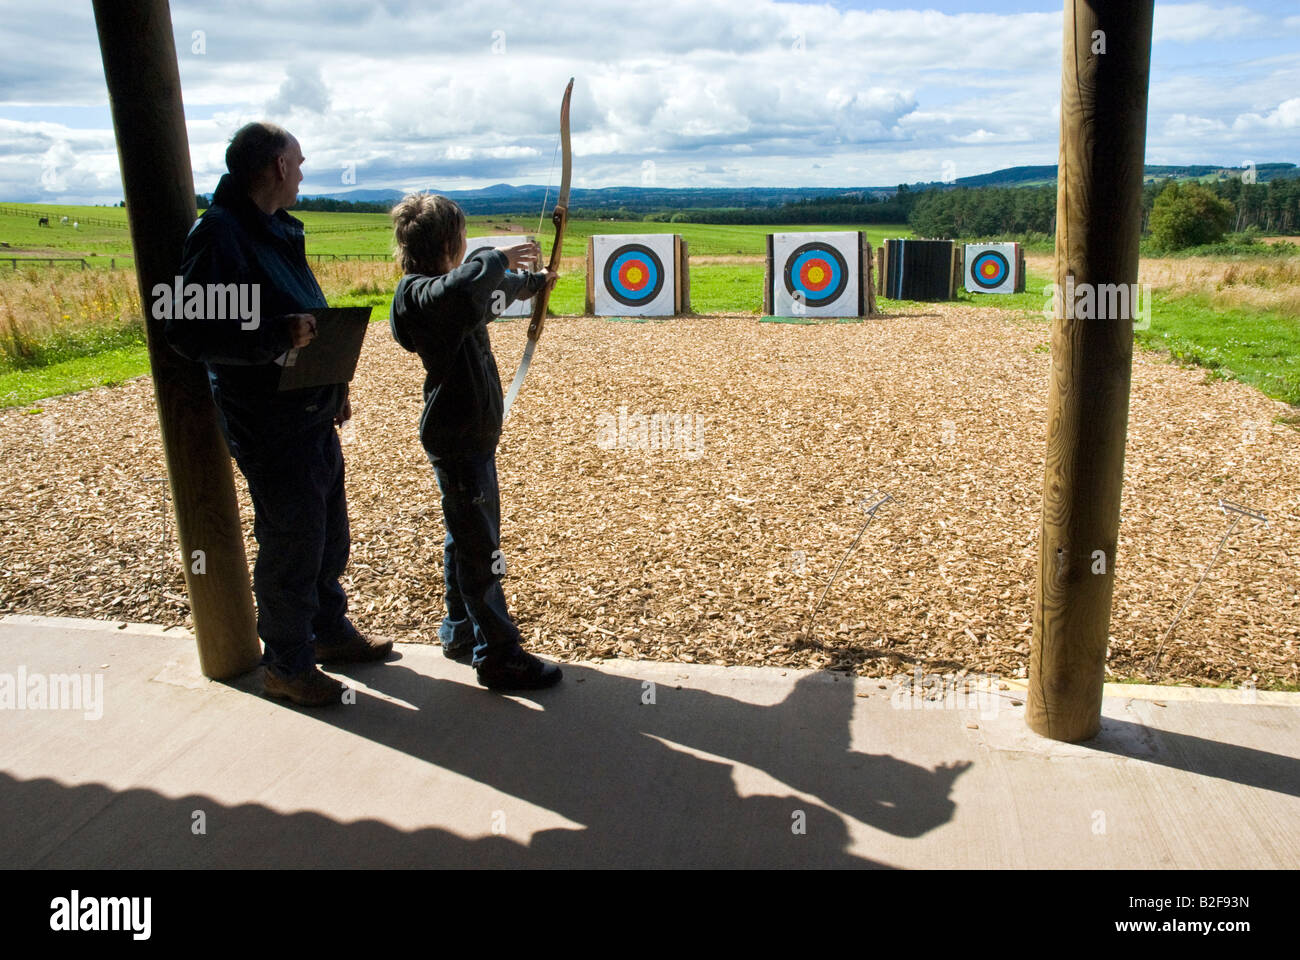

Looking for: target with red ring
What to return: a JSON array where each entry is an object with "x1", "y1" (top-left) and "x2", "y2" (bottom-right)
[
  {"x1": 784, "y1": 242, "x2": 849, "y2": 308},
  {"x1": 970, "y1": 250, "x2": 1011, "y2": 290},
  {"x1": 603, "y1": 244, "x2": 665, "y2": 307}
]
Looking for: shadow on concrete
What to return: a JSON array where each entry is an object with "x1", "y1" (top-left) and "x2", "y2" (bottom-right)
[
  {"x1": 2, "y1": 771, "x2": 536, "y2": 868},
  {"x1": 219, "y1": 658, "x2": 972, "y2": 866},
  {"x1": 1086, "y1": 714, "x2": 1300, "y2": 799}
]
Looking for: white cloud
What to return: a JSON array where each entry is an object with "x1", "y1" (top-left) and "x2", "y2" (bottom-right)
[
  {"x1": 1233, "y1": 97, "x2": 1300, "y2": 131},
  {"x1": 0, "y1": 0, "x2": 1293, "y2": 202},
  {"x1": 1154, "y1": 4, "x2": 1265, "y2": 43},
  {"x1": 265, "y1": 63, "x2": 331, "y2": 116}
]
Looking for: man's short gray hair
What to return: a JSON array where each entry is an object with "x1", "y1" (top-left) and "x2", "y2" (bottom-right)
[{"x1": 225, "y1": 122, "x2": 291, "y2": 188}]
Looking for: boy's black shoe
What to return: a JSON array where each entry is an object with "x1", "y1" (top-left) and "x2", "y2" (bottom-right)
[
  {"x1": 443, "y1": 640, "x2": 475, "y2": 662},
  {"x1": 476, "y1": 649, "x2": 563, "y2": 691}
]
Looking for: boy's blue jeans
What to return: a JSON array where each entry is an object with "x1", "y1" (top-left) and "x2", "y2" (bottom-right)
[{"x1": 430, "y1": 450, "x2": 524, "y2": 666}]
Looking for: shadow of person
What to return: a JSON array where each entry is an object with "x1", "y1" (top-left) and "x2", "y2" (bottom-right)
[
  {"x1": 1082, "y1": 714, "x2": 1300, "y2": 799},
  {"x1": 274, "y1": 656, "x2": 972, "y2": 865}
]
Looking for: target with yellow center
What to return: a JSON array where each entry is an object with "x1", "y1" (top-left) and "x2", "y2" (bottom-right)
[
  {"x1": 592, "y1": 234, "x2": 679, "y2": 315},
  {"x1": 768, "y1": 231, "x2": 863, "y2": 316}
]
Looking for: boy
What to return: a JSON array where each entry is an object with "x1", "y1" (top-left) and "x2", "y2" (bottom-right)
[{"x1": 389, "y1": 193, "x2": 562, "y2": 691}]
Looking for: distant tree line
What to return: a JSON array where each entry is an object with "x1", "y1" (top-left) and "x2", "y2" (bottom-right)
[
  {"x1": 896, "y1": 177, "x2": 1298, "y2": 248},
  {"x1": 1201, "y1": 177, "x2": 1300, "y2": 234},
  {"x1": 643, "y1": 187, "x2": 917, "y2": 225},
  {"x1": 292, "y1": 196, "x2": 393, "y2": 213},
  {"x1": 195, "y1": 171, "x2": 1298, "y2": 251},
  {"x1": 907, "y1": 185, "x2": 1058, "y2": 238}
]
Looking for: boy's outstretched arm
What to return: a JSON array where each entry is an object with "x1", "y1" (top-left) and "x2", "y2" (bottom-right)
[{"x1": 401, "y1": 248, "x2": 516, "y2": 330}]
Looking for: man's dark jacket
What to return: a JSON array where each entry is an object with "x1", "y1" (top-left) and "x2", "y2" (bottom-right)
[
  {"x1": 168, "y1": 173, "x2": 339, "y2": 456},
  {"x1": 390, "y1": 250, "x2": 545, "y2": 462}
]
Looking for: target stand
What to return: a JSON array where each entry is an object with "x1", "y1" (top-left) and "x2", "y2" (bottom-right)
[
  {"x1": 461, "y1": 234, "x2": 538, "y2": 318},
  {"x1": 963, "y1": 242, "x2": 1026, "y2": 295},
  {"x1": 585, "y1": 234, "x2": 690, "y2": 316},
  {"x1": 762, "y1": 231, "x2": 876, "y2": 319}
]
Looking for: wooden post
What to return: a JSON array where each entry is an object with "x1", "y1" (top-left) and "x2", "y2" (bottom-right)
[
  {"x1": 1029, "y1": 0, "x2": 1154, "y2": 741},
  {"x1": 584, "y1": 236, "x2": 595, "y2": 315},
  {"x1": 93, "y1": 0, "x2": 261, "y2": 679},
  {"x1": 673, "y1": 235, "x2": 682, "y2": 315},
  {"x1": 863, "y1": 238, "x2": 876, "y2": 316},
  {"x1": 763, "y1": 234, "x2": 774, "y2": 315},
  {"x1": 679, "y1": 238, "x2": 691, "y2": 315}
]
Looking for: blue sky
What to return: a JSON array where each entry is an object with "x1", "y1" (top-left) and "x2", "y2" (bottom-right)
[{"x1": 1, "y1": 1, "x2": 1296, "y2": 203}]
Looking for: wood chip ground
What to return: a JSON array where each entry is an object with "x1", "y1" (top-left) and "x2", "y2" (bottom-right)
[{"x1": 2, "y1": 303, "x2": 1297, "y2": 688}]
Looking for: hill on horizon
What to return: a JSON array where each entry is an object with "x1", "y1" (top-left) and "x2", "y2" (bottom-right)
[{"x1": 291, "y1": 161, "x2": 1297, "y2": 215}]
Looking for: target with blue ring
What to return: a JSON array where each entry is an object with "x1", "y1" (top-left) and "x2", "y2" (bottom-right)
[
  {"x1": 970, "y1": 250, "x2": 1010, "y2": 290},
  {"x1": 784, "y1": 241, "x2": 849, "y2": 308},
  {"x1": 603, "y1": 244, "x2": 665, "y2": 307},
  {"x1": 963, "y1": 242, "x2": 1020, "y2": 295}
]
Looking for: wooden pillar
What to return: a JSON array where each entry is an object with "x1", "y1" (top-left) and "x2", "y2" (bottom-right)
[
  {"x1": 93, "y1": 0, "x2": 261, "y2": 679},
  {"x1": 1028, "y1": 0, "x2": 1154, "y2": 741}
]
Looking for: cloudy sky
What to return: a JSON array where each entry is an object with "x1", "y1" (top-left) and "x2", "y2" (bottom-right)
[{"x1": 2, "y1": 0, "x2": 1297, "y2": 203}]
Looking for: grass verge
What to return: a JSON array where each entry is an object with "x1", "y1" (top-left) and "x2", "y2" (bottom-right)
[{"x1": 0, "y1": 344, "x2": 151, "y2": 408}]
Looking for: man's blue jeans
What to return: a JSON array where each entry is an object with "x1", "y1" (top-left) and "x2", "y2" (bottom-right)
[
  {"x1": 233, "y1": 421, "x2": 351, "y2": 676},
  {"x1": 431, "y1": 450, "x2": 523, "y2": 666}
]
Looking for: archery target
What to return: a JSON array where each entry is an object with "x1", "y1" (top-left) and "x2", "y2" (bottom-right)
[
  {"x1": 593, "y1": 234, "x2": 676, "y2": 315},
  {"x1": 770, "y1": 232, "x2": 861, "y2": 316},
  {"x1": 964, "y1": 243, "x2": 1019, "y2": 295},
  {"x1": 462, "y1": 234, "x2": 537, "y2": 317}
]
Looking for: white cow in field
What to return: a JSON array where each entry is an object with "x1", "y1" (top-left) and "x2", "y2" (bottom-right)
[
  {"x1": 72, "y1": 221, "x2": 79, "y2": 230},
  {"x1": 60, "y1": 216, "x2": 68, "y2": 224}
]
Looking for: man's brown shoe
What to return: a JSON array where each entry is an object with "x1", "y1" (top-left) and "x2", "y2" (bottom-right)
[
  {"x1": 314, "y1": 626, "x2": 393, "y2": 664},
  {"x1": 263, "y1": 665, "x2": 348, "y2": 707}
]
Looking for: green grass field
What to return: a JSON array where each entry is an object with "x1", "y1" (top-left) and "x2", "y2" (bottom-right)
[
  {"x1": 0, "y1": 343, "x2": 149, "y2": 408},
  {"x1": 2, "y1": 204, "x2": 1297, "y2": 410},
  {"x1": 1138, "y1": 292, "x2": 1300, "y2": 405}
]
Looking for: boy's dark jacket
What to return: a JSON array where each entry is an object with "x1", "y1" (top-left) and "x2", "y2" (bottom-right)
[
  {"x1": 390, "y1": 250, "x2": 546, "y2": 461},
  {"x1": 167, "y1": 173, "x2": 339, "y2": 456}
]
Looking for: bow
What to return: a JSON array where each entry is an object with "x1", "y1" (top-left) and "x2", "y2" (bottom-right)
[{"x1": 503, "y1": 76, "x2": 573, "y2": 422}]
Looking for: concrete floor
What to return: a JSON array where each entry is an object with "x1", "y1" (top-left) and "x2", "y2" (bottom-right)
[{"x1": 1, "y1": 614, "x2": 1297, "y2": 868}]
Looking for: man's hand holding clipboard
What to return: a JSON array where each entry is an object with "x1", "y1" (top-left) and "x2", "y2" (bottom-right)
[
  {"x1": 277, "y1": 307, "x2": 372, "y2": 394},
  {"x1": 287, "y1": 313, "x2": 317, "y2": 349}
]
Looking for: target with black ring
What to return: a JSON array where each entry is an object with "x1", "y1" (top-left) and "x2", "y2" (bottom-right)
[
  {"x1": 963, "y1": 242, "x2": 1020, "y2": 295},
  {"x1": 592, "y1": 234, "x2": 678, "y2": 315},
  {"x1": 970, "y1": 250, "x2": 1009, "y2": 290},
  {"x1": 768, "y1": 231, "x2": 862, "y2": 316},
  {"x1": 603, "y1": 244, "x2": 665, "y2": 307},
  {"x1": 783, "y1": 241, "x2": 849, "y2": 309}
]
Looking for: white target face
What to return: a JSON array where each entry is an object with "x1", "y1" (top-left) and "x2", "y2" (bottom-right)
[
  {"x1": 593, "y1": 234, "x2": 677, "y2": 316},
  {"x1": 461, "y1": 235, "x2": 537, "y2": 317},
  {"x1": 771, "y1": 232, "x2": 861, "y2": 316},
  {"x1": 964, "y1": 243, "x2": 1018, "y2": 295}
]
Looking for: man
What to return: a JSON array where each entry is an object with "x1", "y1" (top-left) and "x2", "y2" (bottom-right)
[{"x1": 166, "y1": 122, "x2": 390, "y2": 707}]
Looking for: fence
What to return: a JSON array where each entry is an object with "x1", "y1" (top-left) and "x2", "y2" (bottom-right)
[
  {"x1": 0, "y1": 205, "x2": 129, "y2": 229},
  {"x1": 306, "y1": 253, "x2": 394, "y2": 262},
  {"x1": 1, "y1": 256, "x2": 135, "y2": 270},
  {"x1": 3, "y1": 257, "x2": 89, "y2": 270}
]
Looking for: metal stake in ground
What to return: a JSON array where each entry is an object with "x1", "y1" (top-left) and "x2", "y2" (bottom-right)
[
  {"x1": 141, "y1": 475, "x2": 170, "y2": 553},
  {"x1": 1150, "y1": 499, "x2": 1268, "y2": 670},
  {"x1": 801, "y1": 490, "x2": 895, "y2": 646}
]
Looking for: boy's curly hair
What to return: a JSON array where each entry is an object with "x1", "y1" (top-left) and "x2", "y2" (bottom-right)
[{"x1": 391, "y1": 193, "x2": 465, "y2": 275}]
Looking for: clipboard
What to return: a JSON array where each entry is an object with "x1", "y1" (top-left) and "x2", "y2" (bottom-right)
[{"x1": 276, "y1": 307, "x2": 372, "y2": 391}]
